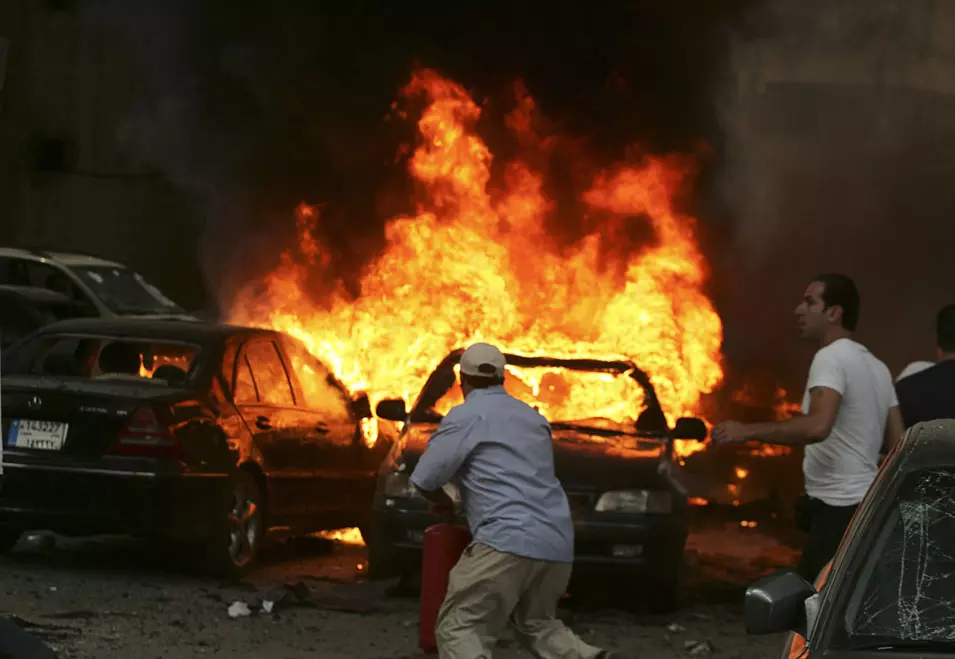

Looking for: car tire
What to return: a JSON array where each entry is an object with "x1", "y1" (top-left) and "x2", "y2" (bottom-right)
[
  {"x1": 364, "y1": 518, "x2": 399, "y2": 580},
  {"x1": 206, "y1": 470, "x2": 265, "y2": 579},
  {"x1": 0, "y1": 528, "x2": 22, "y2": 554}
]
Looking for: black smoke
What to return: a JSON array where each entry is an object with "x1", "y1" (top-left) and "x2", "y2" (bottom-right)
[{"x1": 78, "y1": 0, "x2": 753, "y2": 308}]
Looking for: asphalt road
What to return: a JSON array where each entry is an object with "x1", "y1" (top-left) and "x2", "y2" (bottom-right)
[{"x1": 0, "y1": 520, "x2": 799, "y2": 658}]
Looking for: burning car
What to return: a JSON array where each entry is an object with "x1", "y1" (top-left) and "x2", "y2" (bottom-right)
[
  {"x1": 365, "y1": 349, "x2": 708, "y2": 611},
  {"x1": 0, "y1": 318, "x2": 385, "y2": 576}
]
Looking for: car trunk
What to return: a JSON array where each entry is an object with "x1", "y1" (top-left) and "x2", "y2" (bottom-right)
[{"x1": 1, "y1": 375, "x2": 182, "y2": 459}]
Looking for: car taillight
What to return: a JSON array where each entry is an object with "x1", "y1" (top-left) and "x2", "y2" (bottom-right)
[{"x1": 109, "y1": 406, "x2": 182, "y2": 459}]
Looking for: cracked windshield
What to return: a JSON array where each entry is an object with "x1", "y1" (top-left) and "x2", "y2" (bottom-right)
[{"x1": 848, "y1": 468, "x2": 955, "y2": 645}]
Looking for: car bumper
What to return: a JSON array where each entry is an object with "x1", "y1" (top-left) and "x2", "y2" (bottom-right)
[
  {"x1": 373, "y1": 499, "x2": 688, "y2": 576},
  {"x1": 0, "y1": 459, "x2": 231, "y2": 540}
]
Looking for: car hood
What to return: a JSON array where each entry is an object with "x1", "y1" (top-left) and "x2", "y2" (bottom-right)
[{"x1": 394, "y1": 422, "x2": 671, "y2": 490}]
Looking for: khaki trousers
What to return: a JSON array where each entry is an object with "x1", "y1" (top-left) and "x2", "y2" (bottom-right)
[{"x1": 435, "y1": 542, "x2": 604, "y2": 659}]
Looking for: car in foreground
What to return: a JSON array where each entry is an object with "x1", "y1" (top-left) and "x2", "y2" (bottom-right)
[
  {"x1": 0, "y1": 247, "x2": 194, "y2": 319},
  {"x1": 0, "y1": 318, "x2": 387, "y2": 576},
  {"x1": 366, "y1": 350, "x2": 708, "y2": 611},
  {"x1": 745, "y1": 419, "x2": 955, "y2": 657}
]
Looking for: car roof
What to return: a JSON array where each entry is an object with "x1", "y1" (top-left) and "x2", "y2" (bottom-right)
[
  {"x1": 0, "y1": 247, "x2": 124, "y2": 268},
  {"x1": 29, "y1": 317, "x2": 279, "y2": 344},
  {"x1": 897, "y1": 419, "x2": 955, "y2": 470},
  {"x1": 441, "y1": 347, "x2": 639, "y2": 373},
  {"x1": 0, "y1": 284, "x2": 73, "y2": 303},
  {"x1": 437, "y1": 347, "x2": 657, "y2": 396}
]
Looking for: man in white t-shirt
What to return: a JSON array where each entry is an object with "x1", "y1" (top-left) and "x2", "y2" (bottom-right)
[{"x1": 713, "y1": 273, "x2": 904, "y2": 581}]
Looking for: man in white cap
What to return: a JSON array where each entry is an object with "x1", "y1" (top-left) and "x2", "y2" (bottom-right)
[{"x1": 410, "y1": 342, "x2": 620, "y2": 659}]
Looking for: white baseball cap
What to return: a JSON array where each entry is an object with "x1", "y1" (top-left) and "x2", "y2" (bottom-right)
[{"x1": 459, "y1": 343, "x2": 506, "y2": 379}]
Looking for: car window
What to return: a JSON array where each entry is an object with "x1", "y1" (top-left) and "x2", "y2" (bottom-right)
[
  {"x1": 0, "y1": 298, "x2": 39, "y2": 349},
  {"x1": 6, "y1": 333, "x2": 200, "y2": 385},
  {"x1": 73, "y1": 265, "x2": 181, "y2": 314},
  {"x1": 233, "y1": 355, "x2": 259, "y2": 404},
  {"x1": 845, "y1": 468, "x2": 955, "y2": 644},
  {"x1": 282, "y1": 338, "x2": 354, "y2": 423},
  {"x1": 244, "y1": 340, "x2": 295, "y2": 407}
]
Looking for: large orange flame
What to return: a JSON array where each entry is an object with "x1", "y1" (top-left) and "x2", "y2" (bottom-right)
[{"x1": 227, "y1": 69, "x2": 723, "y2": 458}]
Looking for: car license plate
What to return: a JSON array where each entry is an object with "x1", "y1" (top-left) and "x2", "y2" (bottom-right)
[{"x1": 7, "y1": 419, "x2": 69, "y2": 451}]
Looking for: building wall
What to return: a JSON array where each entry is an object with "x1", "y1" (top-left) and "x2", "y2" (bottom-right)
[
  {"x1": 0, "y1": 1, "x2": 205, "y2": 310},
  {"x1": 719, "y1": 0, "x2": 955, "y2": 377}
]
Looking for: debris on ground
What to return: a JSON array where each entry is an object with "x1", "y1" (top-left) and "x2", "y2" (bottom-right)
[
  {"x1": 227, "y1": 601, "x2": 251, "y2": 619},
  {"x1": 685, "y1": 639, "x2": 715, "y2": 655},
  {"x1": 667, "y1": 622, "x2": 686, "y2": 633}
]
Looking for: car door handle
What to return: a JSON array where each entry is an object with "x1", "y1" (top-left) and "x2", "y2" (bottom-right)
[
  {"x1": 314, "y1": 424, "x2": 329, "y2": 435},
  {"x1": 255, "y1": 416, "x2": 273, "y2": 431}
]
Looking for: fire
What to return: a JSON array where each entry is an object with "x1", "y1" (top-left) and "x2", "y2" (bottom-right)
[
  {"x1": 316, "y1": 528, "x2": 365, "y2": 545},
  {"x1": 227, "y1": 69, "x2": 724, "y2": 457},
  {"x1": 735, "y1": 467, "x2": 749, "y2": 480},
  {"x1": 773, "y1": 387, "x2": 803, "y2": 420}
]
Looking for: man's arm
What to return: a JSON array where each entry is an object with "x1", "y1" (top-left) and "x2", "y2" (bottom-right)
[
  {"x1": 409, "y1": 414, "x2": 478, "y2": 500},
  {"x1": 714, "y1": 386, "x2": 842, "y2": 447}
]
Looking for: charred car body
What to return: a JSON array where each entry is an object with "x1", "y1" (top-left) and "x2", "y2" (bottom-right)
[
  {"x1": 746, "y1": 419, "x2": 955, "y2": 657},
  {"x1": 0, "y1": 318, "x2": 386, "y2": 576},
  {"x1": 366, "y1": 350, "x2": 707, "y2": 610}
]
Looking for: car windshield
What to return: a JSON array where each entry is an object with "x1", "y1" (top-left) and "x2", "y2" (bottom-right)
[
  {"x1": 5, "y1": 333, "x2": 201, "y2": 387},
  {"x1": 845, "y1": 468, "x2": 955, "y2": 646},
  {"x1": 411, "y1": 357, "x2": 667, "y2": 436},
  {"x1": 74, "y1": 266, "x2": 183, "y2": 315}
]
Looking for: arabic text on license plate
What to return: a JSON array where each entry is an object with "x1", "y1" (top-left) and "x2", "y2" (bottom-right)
[{"x1": 8, "y1": 419, "x2": 69, "y2": 451}]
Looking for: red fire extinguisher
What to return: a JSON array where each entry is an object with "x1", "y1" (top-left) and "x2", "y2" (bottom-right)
[{"x1": 419, "y1": 523, "x2": 472, "y2": 653}]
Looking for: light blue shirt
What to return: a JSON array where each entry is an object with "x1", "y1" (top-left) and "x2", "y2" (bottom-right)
[{"x1": 410, "y1": 385, "x2": 574, "y2": 563}]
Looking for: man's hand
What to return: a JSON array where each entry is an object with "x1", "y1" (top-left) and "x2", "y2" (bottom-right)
[
  {"x1": 711, "y1": 420, "x2": 750, "y2": 447},
  {"x1": 429, "y1": 501, "x2": 455, "y2": 523}
]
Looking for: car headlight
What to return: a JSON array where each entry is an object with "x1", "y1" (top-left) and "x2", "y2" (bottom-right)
[
  {"x1": 383, "y1": 472, "x2": 462, "y2": 503},
  {"x1": 383, "y1": 472, "x2": 419, "y2": 498},
  {"x1": 595, "y1": 489, "x2": 672, "y2": 514}
]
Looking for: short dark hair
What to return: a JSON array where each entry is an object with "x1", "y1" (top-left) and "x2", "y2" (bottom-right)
[
  {"x1": 812, "y1": 273, "x2": 860, "y2": 331},
  {"x1": 937, "y1": 303, "x2": 955, "y2": 352},
  {"x1": 461, "y1": 372, "x2": 504, "y2": 389}
]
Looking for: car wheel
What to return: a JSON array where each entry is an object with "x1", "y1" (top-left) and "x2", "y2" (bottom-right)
[
  {"x1": 364, "y1": 517, "x2": 399, "y2": 580},
  {"x1": 207, "y1": 470, "x2": 265, "y2": 578},
  {"x1": 0, "y1": 528, "x2": 22, "y2": 554}
]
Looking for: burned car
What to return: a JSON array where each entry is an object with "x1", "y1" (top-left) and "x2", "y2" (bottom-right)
[
  {"x1": 0, "y1": 318, "x2": 386, "y2": 576},
  {"x1": 366, "y1": 350, "x2": 708, "y2": 610},
  {"x1": 746, "y1": 419, "x2": 955, "y2": 657}
]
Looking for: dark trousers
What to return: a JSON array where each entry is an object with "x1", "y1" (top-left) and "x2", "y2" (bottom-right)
[{"x1": 796, "y1": 497, "x2": 858, "y2": 583}]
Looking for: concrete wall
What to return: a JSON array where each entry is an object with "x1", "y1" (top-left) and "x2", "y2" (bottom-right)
[{"x1": 718, "y1": 0, "x2": 955, "y2": 378}]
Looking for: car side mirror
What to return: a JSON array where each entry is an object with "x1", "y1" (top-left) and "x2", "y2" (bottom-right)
[
  {"x1": 745, "y1": 570, "x2": 817, "y2": 636},
  {"x1": 352, "y1": 392, "x2": 373, "y2": 419},
  {"x1": 376, "y1": 398, "x2": 407, "y2": 422},
  {"x1": 673, "y1": 417, "x2": 707, "y2": 441}
]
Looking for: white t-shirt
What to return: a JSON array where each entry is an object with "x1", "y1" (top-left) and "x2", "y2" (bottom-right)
[{"x1": 801, "y1": 338, "x2": 898, "y2": 506}]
